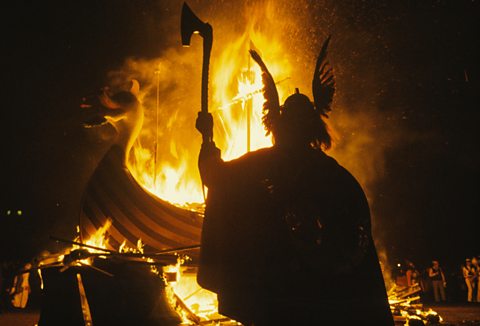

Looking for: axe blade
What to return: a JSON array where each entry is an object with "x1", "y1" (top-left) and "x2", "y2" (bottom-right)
[{"x1": 181, "y1": 2, "x2": 207, "y2": 47}]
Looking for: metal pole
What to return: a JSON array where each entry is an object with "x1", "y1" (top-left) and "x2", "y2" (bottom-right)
[{"x1": 246, "y1": 55, "x2": 251, "y2": 152}]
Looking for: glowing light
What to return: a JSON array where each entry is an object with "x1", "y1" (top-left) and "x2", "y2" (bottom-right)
[
  {"x1": 128, "y1": 29, "x2": 291, "y2": 207},
  {"x1": 164, "y1": 263, "x2": 227, "y2": 323},
  {"x1": 83, "y1": 219, "x2": 112, "y2": 251}
]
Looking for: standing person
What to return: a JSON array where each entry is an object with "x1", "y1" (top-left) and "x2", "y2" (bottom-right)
[
  {"x1": 471, "y1": 257, "x2": 479, "y2": 302},
  {"x1": 462, "y1": 258, "x2": 477, "y2": 302},
  {"x1": 405, "y1": 260, "x2": 420, "y2": 287},
  {"x1": 463, "y1": 258, "x2": 476, "y2": 302},
  {"x1": 196, "y1": 39, "x2": 393, "y2": 325},
  {"x1": 428, "y1": 260, "x2": 447, "y2": 303},
  {"x1": 9, "y1": 263, "x2": 31, "y2": 309}
]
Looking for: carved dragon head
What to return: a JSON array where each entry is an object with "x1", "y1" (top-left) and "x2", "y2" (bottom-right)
[{"x1": 82, "y1": 79, "x2": 144, "y2": 164}]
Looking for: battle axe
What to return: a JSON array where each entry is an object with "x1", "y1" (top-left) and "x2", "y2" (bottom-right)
[{"x1": 181, "y1": 2, "x2": 213, "y2": 143}]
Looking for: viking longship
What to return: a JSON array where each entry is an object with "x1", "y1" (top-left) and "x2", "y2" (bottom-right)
[
  {"x1": 38, "y1": 81, "x2": 203, "y2": 326},
  {"x1": 79, "y1": 81, "x2": 203, "y2": 253}
]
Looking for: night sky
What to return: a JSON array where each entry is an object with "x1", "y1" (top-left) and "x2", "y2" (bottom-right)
[{"x1": 0, "y1": 0, "x2": 478, "y2": 273}]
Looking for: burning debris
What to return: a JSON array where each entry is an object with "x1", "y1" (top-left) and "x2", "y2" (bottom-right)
[
  {"x1": 32, "y1": 225, "x2": 447, "y2": 326},
  {"x1": 27, "y1": 219, "x2": 237, "y2": 326},
  {"x1": 388, "y1": 284, "x2": 442, "y2": 325},
  {"x1": 165, "y1": 265, "x2": 240, "y2": 325}
]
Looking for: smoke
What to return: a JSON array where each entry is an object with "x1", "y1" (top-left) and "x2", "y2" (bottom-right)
[{"x1": 92, "y1": 0, "x2": 405, "y2": 265}]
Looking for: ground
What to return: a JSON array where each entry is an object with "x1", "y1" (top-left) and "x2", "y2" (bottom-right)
[
  {"x1": 1, "y1": 304, "x2": 480, "y2": 325},
  {"x1": 425, "y1": 304, "x2": 480, "y2": 326},
  {"x1": 0, "y1": 310, "x2": 39, "y2": 326}
]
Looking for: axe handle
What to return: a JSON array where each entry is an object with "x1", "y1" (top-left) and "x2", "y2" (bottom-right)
[{"x1": 201, "y1": 23, "x2": 213, "y2": 143}]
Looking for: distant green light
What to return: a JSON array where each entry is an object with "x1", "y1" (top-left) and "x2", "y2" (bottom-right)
[{"x1": 17, "y1": 210, "x2": 23, "y2": 216}]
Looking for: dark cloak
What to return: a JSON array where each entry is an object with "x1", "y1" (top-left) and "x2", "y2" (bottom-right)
[{"x1": 197, "y1": 144, "x2": 393, "y2": 325}]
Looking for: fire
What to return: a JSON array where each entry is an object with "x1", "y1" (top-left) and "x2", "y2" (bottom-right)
[
  {"x1": 76, "y1": 221, "x2": 224, "y2": 323},
  {"x1": 117, "y1": 24, "x2": 295, "y2": 323},
  {"x1": 92, "y1": 3, "x2": 401, "y2": 322},
  {"x1": 130, "y1": 145, "x2": 202, "y2": 207},
  {"x1": 127, "y1": 27, "x2": 293, "y2": 207},
  {"x1": 388, "y1": 283, "x2": 443, "y2": 324},
  {"x1": 164, "y1": 263, "x2": 221, "y2": 322},
  {"x1": 215, "y1": 63, "x2": 268, "y2": 160},
  {"x1": 83, "y1": 219, "x2": 111, "y2": 252}
]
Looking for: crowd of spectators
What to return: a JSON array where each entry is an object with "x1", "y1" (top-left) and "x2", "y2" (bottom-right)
[{"x1": 393, "y1": 256, "x2": 480, "y2": 304}]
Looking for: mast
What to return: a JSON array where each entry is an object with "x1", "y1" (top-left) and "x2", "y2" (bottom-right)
[{"x1": 154, "y1": 68, "x2": 160, "y2": 188}]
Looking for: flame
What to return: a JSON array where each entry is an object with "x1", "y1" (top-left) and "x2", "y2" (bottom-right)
[
  {"x1": 164, "y1": 262, "x2": 225, "y2": 323},
  {"x1": 388, "y1": 282, "x2": 443, "y2": 323},
  {"x1": 122, "y1": 24, "x2": 294, "y2": 322},
  {"x1": 130, "y1": 145, "x2": 203, "y2": 207},
  {"x1": 76, "y1": 220, "x2": 224, "y2": 322},
  {"x1": 127, "y1": 25, "x2": 293, "y2": 206},
  {"x1": 83, "y1": 219, "x2": 111, "y2": 251},
  {"x1": 95, "y1": 2, "x2": 399, "y2": 321}
]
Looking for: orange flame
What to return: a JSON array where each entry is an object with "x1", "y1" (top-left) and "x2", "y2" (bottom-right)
[
  {"x1": 126, "y1": 23, "x2": 294, "y2": 207},
  {"x1": 121, "y1": 24, "x2": 296, "y2": 323}
]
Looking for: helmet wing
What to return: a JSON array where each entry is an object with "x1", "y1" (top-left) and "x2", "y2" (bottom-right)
[
  {"x1": 312, "y1": 36, "x2": 335, "y2": 117},
  {"x1": 249, "y1": 49, "x2": 280, "y2": 135}
]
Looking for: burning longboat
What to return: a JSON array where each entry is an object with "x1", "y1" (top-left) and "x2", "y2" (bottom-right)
[
  {"x1": 79, "y1": 79, "x2": 203, "y2": 254},
  {"x1": 36, "y1": 5, "x2": 221, "y2": 324},
  {"x1": 38, "y1": 81, "x2": 210, "y2": 324}
]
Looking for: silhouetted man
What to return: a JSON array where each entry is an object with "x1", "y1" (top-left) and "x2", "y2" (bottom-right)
[
  {"x1": 196, "y1": 39, "x2": 393, "y2": 325},
  {"x1": 428, "y1": 260, "x2": 446, "y2": 302}
]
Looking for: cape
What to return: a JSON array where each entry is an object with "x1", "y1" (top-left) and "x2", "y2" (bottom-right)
[{"x1": 197, "y1": 146, "x2": 393, "y2": 324}]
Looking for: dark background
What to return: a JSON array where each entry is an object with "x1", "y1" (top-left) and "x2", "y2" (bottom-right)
[{"x1": 0, "y1": 0, "x2": 478, "y2": 277}]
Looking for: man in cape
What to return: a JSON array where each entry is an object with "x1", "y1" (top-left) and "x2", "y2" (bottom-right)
[{"x1": 196, "y1": 38, "x2": 393, "y2": 325}]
